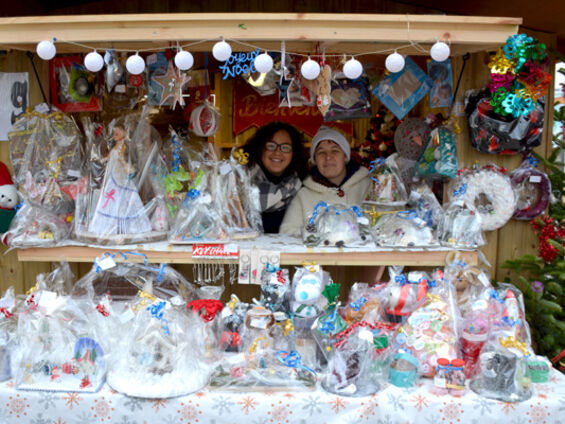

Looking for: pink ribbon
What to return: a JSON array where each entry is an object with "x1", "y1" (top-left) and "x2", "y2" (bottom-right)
[{"x1": 102, "y1": 189, "x2": 116, "y2": 208}]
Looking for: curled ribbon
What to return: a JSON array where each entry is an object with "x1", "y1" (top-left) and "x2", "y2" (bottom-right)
[
  {"x1": 453, "y1": 184, "x2": 467, "y2": 197},
  {"x1": 187, "y1": 299, "x2": 224, "y2": 322},
  {"x1": 249, "y1": 335, "x2": 268, "y2": 353},
  {"x1": 96, "y1": 304, "x2": 109, "y2": 317},
  {"x1": 170, "y1": 133, "x2": 182, "y2": 173},
  {"x1": 276, "y1": 350, "x2": 316, "y2": 375},
  {"x1": 148, "y1": 301, "x2": 170, "y2": 335},
  {"x1": 349, "y1": 296, "x2": 367, "y2": 312},
  {"x1": 0, "y1": 307, "x2": 13, "y2": 319},
  {"x1": 102, "y1": 189, "x2": 116, "y2": 209},
  {"x1": 301, "y1": 261, "x2": 318, "y2": 273},
  {"x1": 368, "y1": 158, "x2": 386, "y2": 184},
  {"x1": 135, "y1": 290, "x2": 157, "y2": 312},
  {"x1": 499, "y1": 336, "x2": 530, "y2": 356},
  {"x1": 265, "y1": 263, "x2": 281, "y2": 273},
  {"x1": 233, "y1": 148, "x2": 250, "y2": 165}
]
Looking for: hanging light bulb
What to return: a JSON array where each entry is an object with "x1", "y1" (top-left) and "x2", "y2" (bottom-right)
[
  {"x1": 254, "y1": 51, "x2": 273, "y2": 73},
  {"x1": 343, "y1": 57, "x2": 363, "y2": 79},
  {"x1": 385, "y1": 51, "x2": 405, "y2": 73},
  {"x1": 84, "y1": 50, "x2": 104, "y2": 72},
  {"x1": 175, "y1": 50, "x2": 194, "y2": 71},
  {"x1": 126, "y1": 53, "x2": 145, "y2": 75},
  {"x1": 36, "y1": 40, "x2": 56, "y2": 60},
  {"x1": 430, "y1": 41, "x2": 450, "y2": 62},
  {"x1": 301, "y1": 56, "x2": 321, "y2": 80},
  {"x1": 212, "y1": 38, "x2": 232, "y2": 62}
]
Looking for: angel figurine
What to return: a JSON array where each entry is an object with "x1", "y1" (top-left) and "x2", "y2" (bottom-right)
[{"x1": 88, "y1": 125, "x2": 152, "y2": 236}]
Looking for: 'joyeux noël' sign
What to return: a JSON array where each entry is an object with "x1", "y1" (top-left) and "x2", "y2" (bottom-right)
[
  {"x1": 192, "y1": 243, "x2": 239, "y2": 258},
  {"x1": 219, "y1": 49, "x2": 260, "y2": 80}
]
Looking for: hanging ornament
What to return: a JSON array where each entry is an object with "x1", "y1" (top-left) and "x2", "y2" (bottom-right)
[
  {"x1": 126, "y1": 53, "x2": 145, "y2": 75},
  {"x1": 189, "y1": 102, "x2": 220, "y2": 137},
  {"x1": 301, "y1": 57, "x2": 321, "y2": 80},
  {"x1": 212, "y1": 39, "x2": 232, "y2": 62},
  {"x1": 152, "y1": 61, "x2": 191, "y2": 109},
  {"x1": 36, "y1": 40, "x2": 56, "y2": 60},
  {"x1": 385, "y1": 52, "x2": 405, "y2": 73},
  {"x1": 430, "y1": 41, "x2": 450, "y2": 62},
  {"x1": 174, "y1": 50, "x2": 194, "y2": 71},
  {"x1": 84, "y1": 51, "x2": 104, "y2": 72},
  {"x1": 254, "y1": 52, "x2": 274, "y2": 73},
  {"x1": 343, "y1": 57, "x2": 363, "y2": 79}
]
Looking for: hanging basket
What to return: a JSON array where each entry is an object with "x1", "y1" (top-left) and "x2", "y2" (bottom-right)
[{"x1": 189, "y1": 102, "x2": 220, "y2": 137}]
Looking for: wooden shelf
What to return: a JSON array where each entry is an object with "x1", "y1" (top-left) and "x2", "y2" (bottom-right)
[
  {"x1": 0, "y1": 13, "x2": 521, "y2": 56},
  {"x1": 16, "y1": 244, "x2": 479, "y2": 266}
]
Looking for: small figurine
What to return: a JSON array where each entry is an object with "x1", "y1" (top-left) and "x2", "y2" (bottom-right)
[{"x1": 0, "y1": 161, "x2": 19, "y2": 233}]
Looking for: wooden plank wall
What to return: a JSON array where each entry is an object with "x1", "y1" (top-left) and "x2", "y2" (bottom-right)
[{"x1": 0, "y1": 32, "x2": 556, "y2": 294}]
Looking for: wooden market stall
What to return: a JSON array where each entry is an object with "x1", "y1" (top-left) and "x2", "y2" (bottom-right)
[{"x1": 0, "y1": 13, "x2": 555, "y2": 295}]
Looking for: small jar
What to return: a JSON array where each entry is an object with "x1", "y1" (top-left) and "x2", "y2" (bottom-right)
[{"x1": 432, "y1": 358, "x2": 450, "y2": 395}]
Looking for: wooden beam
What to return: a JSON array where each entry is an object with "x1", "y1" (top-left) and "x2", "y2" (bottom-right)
[
  {"x1": 16, "y1": 246, "x2": 478, "y2": 266},
  {"x1": 0, "y1": 13, "x2": 521, "y2": 55}
]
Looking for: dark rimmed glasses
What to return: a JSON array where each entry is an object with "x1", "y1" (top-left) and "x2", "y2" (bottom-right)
[{"x1": 264, "y1": 141, "x2": 292, "y2": 153}]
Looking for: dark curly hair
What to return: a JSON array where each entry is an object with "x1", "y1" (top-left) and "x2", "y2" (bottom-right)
[{"x1": 242, "y1": 122, "x2": 307, "y2": 179}]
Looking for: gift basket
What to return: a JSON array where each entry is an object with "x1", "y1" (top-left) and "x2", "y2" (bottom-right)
[
  {"x1": 303, "y1": 201, "x2": 371, "y2": 247},
  {"x1": 465, "y1": 34, "x2": 550, "y2": 155},
  {"x1": 510, "y1": 158, "x2": 551, "y2": 220},
  {"x1": 443, "y1": 253, "x2": 492, "y2": 313},
  {"x1": 372, "y1": 210, "x2": 437, "y2": 247},
  {"x1": 364, "y1": 157, "x2": 408, "y2": 206},
  {"x1": 6, "y1": 110, "x2": 82, "y2": 247},
  {"x1": 13, "y1": 264, "x2": 109, "y2": 393},
  {"x1": 381, "y1": 268, "x2": 433, "y2": 324},
  {"x1": 341, "y1": 282, "x2": 384, "y2": 326},
  {"x1": 448, "y1": 165, "x2": 516, "y2": 232},
  {"x1": 0, "y1": 287, "x2": 16, "y2": 382},
  {"x1": 441, "y1": 183, "x2": 485, "y2": 248},
  {"x1": 416, "y1": 125, "x2": 458, "y2": 179},
  {"x1": 311, "y1": 283, "x2": 348, "y2": 361}
]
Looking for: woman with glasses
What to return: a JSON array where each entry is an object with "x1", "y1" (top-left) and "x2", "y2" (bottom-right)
[
  {"x1": 280, "y1": 126, "x2": 370, "y2": 236},
  {"x1": 242, "y1": 122, "x2": 307, "y2": 233}
]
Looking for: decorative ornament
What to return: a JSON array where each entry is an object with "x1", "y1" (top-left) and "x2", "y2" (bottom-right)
[
  {"x1": 174, "y1": 50, "x2": 194, "y2": 71},
  {"x1": 232, "y1": 148, "x2": 249, "y2": 165},
  {"x1": 488, "y1": 50, "x2": 515, "y2": 75},
  {"x1": 84, "y1": 51, "x2": 104, "y2": 72},
  {"x1": 430, "y1": 41, "x2": 450, "y2": 62},
  {"x1": 36, "y1": 40, "x2": 56, "y2": 60},
  {"x1": 212, "y1": 39, "x2": 232, "y2": 62},
  {"x1": 152, "y1": 61, "x2": 191, "y2": 109},
  {"x1": 385, "y1": 51, "x2": 405, "y2": 73},
  {"x1": 343, "y1": 57, "x2": 363, "y2": 79},
  {"x1": 189, "y1": 102, "x2": 220, "y2": 137},
  {"x1": 301, "y1": 57, "x2": 321, "y2": 80},
  {"x1": 254, "y1": 52, "x2": 274, "y2": 73},
  {"x1": 126, "y1": 53, "x2": 145, "y2": 75}
]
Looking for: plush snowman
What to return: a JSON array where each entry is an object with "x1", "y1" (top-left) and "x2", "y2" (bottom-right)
[
  {"x1": 0, "y1": 161, "x2": 19, "y2": 233},
  {"x1": 290, "y1": 267, "x2": 328, "y2": 318}
]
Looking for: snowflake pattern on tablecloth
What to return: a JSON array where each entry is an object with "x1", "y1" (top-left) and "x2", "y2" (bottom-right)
[
  {"x1": 267, "y1": 400, "x2": 292, "y2": 424},
  {"x1": 472, "y1": 396, "x2": 495, "y2": 415},
  {"x1": 238, "y1": 395, "x2": 257, "y2": 415},
  {"x1": 38, "y1": 391, "x2": 57, "y2": 410},
  {"x1": 509, "y1": 416, "x2": 528, "y2": 424},
  {"x1": 30, "y1": 412, "x2": 51, "y2": 424},
  {"x1": 425, "y1": 413, "x2": 443, "y2": 424},
  {"x1": 7, "y1": 393, "x2": 29, "y2": 419},
  {"x1": 0, "y1": 406, "x2": 9, "y2": 423},
  {"x1": 53, "y1": 418, "x2": 66, "y2": 424},
  {"x1": 411, "y1": 393, "x2": 429, "y2": 412},
  {"x1": 123, "y1": 396, "x2": 145, "y2": 411},
  {"x1": 328, "y1": 396, "x2": 348, "y2": 414},
  {"x1": 439, "y1": 400, "x2": 463, "y2": 424},
  {"x1": 63, "y1": 392, "x2": 82, "y2": 410},
  {"x1": 526, "y1": 401, "x2": 550, "y2": 423},
  {"x1": 498, "y1": 401, "x2": 517, "y2": 415},
  {"x1": 73, "y1": 411, "x2": 94, "y2": 424},
  {"x1": 177, "y1": 399, "x2": 202, "y2": 424},
  {"x1": 387, "y1": 393, "x2": 405, "y2": 412},
  {"x1": 117, "y1": 415, "x2": 138, "y2": 424},
  {"x1": 211, "y1": 395, "x2": 235, "y2": 415},
  {"x1": 162, "y1": 413, "x2": 179, "y2": 424},
  {"x1": 91, "y1": 396, "x2": 115, "y2": 422},
  {"x1": 151, "y1": 398, "x2": 168, "y2": 413},
  {"x1": 301, "y1": 394, "x2": 322, "y2": 415},
  {"x1": 358, "y1": 394, "x2": 379, "y2": 421}
]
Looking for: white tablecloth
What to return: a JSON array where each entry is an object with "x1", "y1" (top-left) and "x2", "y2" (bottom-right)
[{"x1": 1, "y1": 369, "x2": 564, "y2": 424}]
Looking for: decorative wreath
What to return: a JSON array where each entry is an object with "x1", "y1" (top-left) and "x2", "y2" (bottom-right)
[
  {"x1": 510, "y1": 163, "x2": 551, "y2": 220},
  {"x1": 453, "y1": 166, "x2": 516, "y2": 231}
]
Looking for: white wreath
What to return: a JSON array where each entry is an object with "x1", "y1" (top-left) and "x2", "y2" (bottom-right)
[{"x1": 458, "y1": 168, "x2": 516, "y2": 231}]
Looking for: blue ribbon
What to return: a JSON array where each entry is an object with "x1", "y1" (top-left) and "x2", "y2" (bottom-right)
[
  {"x1": 395, "y1": 275, "x2": 407, "y2": 285},
  {"x1": 319, "y1": 309, "x2": 338, "y2": 334},
  {"x1": 368, "y1": 158, "x2": 386, "y2": 184},
  {"x1": 147, "y1": 301, "x2": 170, "y2": 335},
  {"x1": 265, "y1": 263, "x2": 281, "y2": 273},
  {"x1": 396, "y1": 210, "x2": 418, "y2": 220},
  {"x1": 94, "y1": 252, "x2": 117, "y2": 273},
  {"x1": 124, "y1": 251, "x2": 149, "y2": 265},
  {"x1": 170, "y1": 133, "x2": 182, "y2": 173},
  {"x1": 14, "y1": 200, "x2": 24, "y2": 214},
  {"x1": 308, "y1": 201, "x2": 363, "y2": 226},
  {"x1": 276, "y1": 350, "x2": 316, "y2": 375},
  {"x1": 526, "y1": 156, "x2": 540, "y2": 167},
  {"x1": 453, "y1": 184, "x2": 467, "y2": 197},
  {"x1": 490, "y1": 289, "x2": 505, "y2": 304},
  {"x1": 349, "y1": 296, "x2": 367, "y2": 311}
]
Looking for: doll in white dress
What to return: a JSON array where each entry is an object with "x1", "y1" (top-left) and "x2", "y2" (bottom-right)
[{"x1": 88, "y1": 125, "x2": 152, "y2": 236}]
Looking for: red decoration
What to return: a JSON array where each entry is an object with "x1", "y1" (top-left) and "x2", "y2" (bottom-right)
[
  {"x1": 531, "y1": 216, "x2": 565, "y2": 262},
  {"x1": 96, "y1": 304, "x2": 109, "y2": 317},
  {"x1": 187, "y1": 299, "x2": 224, "y2": 322}
]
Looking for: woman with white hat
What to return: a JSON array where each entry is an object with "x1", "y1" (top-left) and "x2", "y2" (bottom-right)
[{"x1": 279, "y1": 126, "x2": 370, "y2": 236}]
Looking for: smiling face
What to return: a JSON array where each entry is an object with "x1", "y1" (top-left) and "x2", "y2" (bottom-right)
[
  {"x1": 260, "y1": 129, "x2": 293, "y2": 176},
  {"x1": 314, "y1": 140, "x2": 348, "y2": 185}
]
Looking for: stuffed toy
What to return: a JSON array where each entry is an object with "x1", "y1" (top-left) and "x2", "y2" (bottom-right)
[{"x1": 0, "y1": 161, "x2": 19, "y2": 233}]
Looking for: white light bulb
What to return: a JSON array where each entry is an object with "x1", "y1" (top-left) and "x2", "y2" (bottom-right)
[
  {"x1": 430, "y1": 41, "x2": 450, "y2": 62},
  {"x1": 175, "y1": 50, "x2": 194, "y2": 71},
  {"x1": 343, "y1": 57, "x2": 363, "y2": 79},
  {"x1": 212, "y1": 40, "x2": 232, "y2": 62},
  {"x1": 301, "y1": 58, "x2": 321, "y2": 80},
  {"x1": 126, "y1": 53, "x2": 145, "y2": 75},
  {"x1": 36, "y1": 40, "x2": 56, "y2": 60},
  {"x1": 385, "y1": 52, "x2": 405, "y2": 73},
  {"x1": 254, "y1": 52, "x2": 274, "y2": 73},
  {"x1": 84, "y1": 51, "x2": 104, "y2": 72}
]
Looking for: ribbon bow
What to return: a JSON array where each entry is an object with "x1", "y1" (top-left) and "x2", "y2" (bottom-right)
[
  {"x1": 276, "y1": 350, "x2": 316, "y2": 375},
  {"x1": 135, "y1": 290, "x2": 157, "y2": 311},
  {"x1": 187, "y1": 299, "x2": 224, "y2": 322},
  {"x1": 526, "y1": 156, "x2": 540, "y2": 167},
  {"x1": 499, "y1": 336, "x2": 530, "y2": 356},
  {"x1": 349, "y1": 296, "x2": 367, "y2": 312},
  {"x1": 0, "y1": 307, "x2": 13, "y2": 319},
  {"x1": 96, "y1": 304, "x2": 109, "y2": 317},
  {"x1": 102, "y1": 189, "x2": 116, "y2": 209},
  {"x1": 265, "y1": 263, "x2": 281, "y2": 273},
  {"x1": 301, "y1": 261, "x2": 318, "y2": 273},
  {"x1": 148, "y1": 301, "x2": 166, "y2": 320},
  {"x1": 453, "y1": 184, "x2": 467, "y2": 197},
  {"x1": 233, "y1": 148, "x2": 249, "y2": 165}
]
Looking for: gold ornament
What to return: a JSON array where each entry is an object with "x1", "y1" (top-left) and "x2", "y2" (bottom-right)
[
  {"x1": 488, "y1": 49, "x2": 515, "y2": 75},
  {"x1": 499, "y1": 336, "x2": 530, "y2": 356},
  {"x1": 233, "y1": 148, "x2": 249, "y2": 165}
]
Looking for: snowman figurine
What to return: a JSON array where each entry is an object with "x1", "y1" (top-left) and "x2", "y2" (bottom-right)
[{"x1": 0, "y1": 161, "x2": 19, "y2": 233}]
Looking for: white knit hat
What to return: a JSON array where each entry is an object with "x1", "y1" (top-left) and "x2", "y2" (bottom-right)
[{"x1": 310, "y1": 126, "x2": 351, "y2": 163}]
